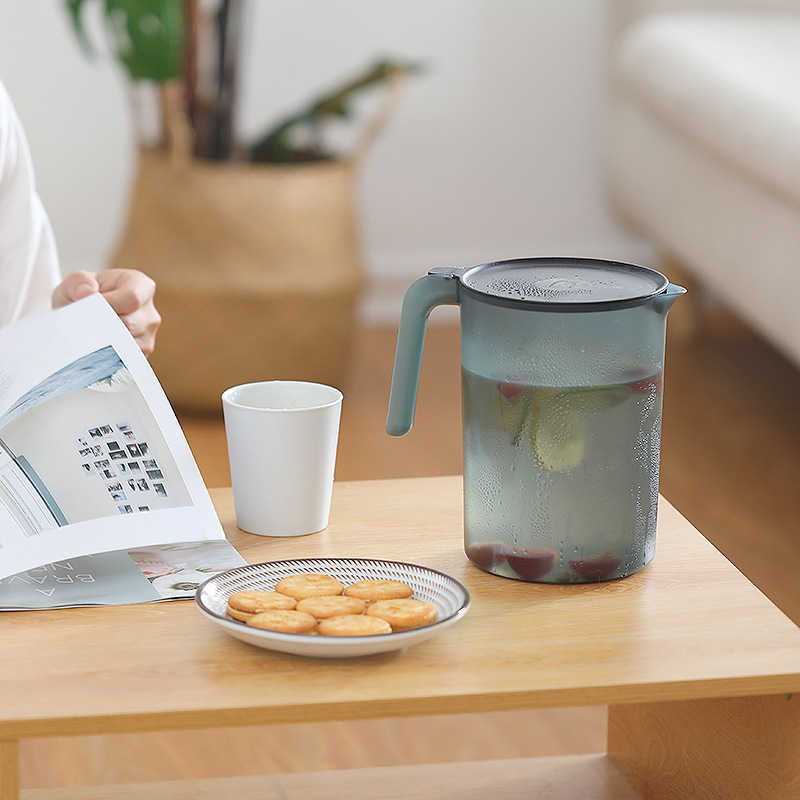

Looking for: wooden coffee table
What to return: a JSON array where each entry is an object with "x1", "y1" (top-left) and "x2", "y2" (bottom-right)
[{"x1": 2, "y1": 476, "x2": 800, "y2": 799}]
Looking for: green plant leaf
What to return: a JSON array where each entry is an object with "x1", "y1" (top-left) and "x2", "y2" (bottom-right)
[
  {"x1": 250, "y1": 58, "x2": 424, "y2": 163},
  {"x1": 105, "y1": 0, "x2": 183, "y2": 82},
  {"x1": 64, "y1": 0, "x2": 184, "y2": 83},
  {"x1": 65, "y1": 0, "x2": 94, "y2": 55}
]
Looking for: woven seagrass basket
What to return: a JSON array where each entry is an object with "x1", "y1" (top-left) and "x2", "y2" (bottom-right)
[{"x1": 112, "y1": 148, "x2": 364, "y2": 412}]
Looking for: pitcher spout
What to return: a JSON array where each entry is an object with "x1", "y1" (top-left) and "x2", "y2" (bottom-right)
[{"x1": 653, "y1": 283, "x2": 687, "y2": 315}]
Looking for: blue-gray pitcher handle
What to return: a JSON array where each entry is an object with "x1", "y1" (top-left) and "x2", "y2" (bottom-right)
[{"x1": 386, "y1": 268, "x2": 464, "y2": 436}]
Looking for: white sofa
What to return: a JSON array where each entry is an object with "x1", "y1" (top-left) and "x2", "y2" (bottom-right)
[{"x1": 603, "y1": 0, "x2": 800, "y2": 369}]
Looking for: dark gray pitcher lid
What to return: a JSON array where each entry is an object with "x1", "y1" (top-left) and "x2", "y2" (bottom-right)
[{"x1": 458, "y1": 257, "x2": 669, "y2": 310}]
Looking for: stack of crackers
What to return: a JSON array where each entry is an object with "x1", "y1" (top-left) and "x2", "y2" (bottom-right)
[{"x1": 226, "y1": 574, "x2": 437, "y2": 636}]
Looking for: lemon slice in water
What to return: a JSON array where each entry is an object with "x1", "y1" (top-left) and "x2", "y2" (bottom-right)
[
  {"x1": 530, "y1": 385, "x2": 632, "y2": 473},
  {"x1": 530, "y1": 403, "x2": 584, "y2": 472}
]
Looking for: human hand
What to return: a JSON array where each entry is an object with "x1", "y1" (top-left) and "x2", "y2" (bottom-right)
[{"x1": 52, "y1": 269, "x2": 161, "y2": 356}]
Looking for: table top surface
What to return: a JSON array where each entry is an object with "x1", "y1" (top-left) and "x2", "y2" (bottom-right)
[{"x1": 2, "y1": 475, "x2": 800, "y2": 739}]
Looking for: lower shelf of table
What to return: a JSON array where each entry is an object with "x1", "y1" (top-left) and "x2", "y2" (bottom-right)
[{"x1": 22, "y1": 754, "x2": 640, "y2": 800}]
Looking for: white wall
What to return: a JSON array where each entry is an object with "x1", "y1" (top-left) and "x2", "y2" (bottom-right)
[{"x1": 0, "y1": 1, "x2": 655, "y2": 324}]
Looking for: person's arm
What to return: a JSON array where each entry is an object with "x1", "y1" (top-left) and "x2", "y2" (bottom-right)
[
  {"x1": 0, "y1": 79, "x2": 161, "y2": 355},
  {"x1": 0, "y1": 79, "x2": 61, "y2": 325}
]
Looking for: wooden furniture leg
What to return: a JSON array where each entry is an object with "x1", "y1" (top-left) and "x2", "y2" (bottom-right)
[
  {"x1": 0, "y1": 740, "x2": 19, "y2": 800},
  {"x1": 608, "y1": 694, "x2": 800, "y2": 799}
]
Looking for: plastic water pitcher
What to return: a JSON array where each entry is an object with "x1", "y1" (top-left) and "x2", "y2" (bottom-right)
[{"x1": 386, "y1": 257, "x2": 685, "y2": 583}]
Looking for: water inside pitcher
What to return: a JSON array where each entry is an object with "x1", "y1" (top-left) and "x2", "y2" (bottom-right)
[{"x1": 387, "y1": 257, "x2": 685, "y2": 583}]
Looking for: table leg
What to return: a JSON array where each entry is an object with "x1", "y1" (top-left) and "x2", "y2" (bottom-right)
[
  {"x1": 608, "y1": 694, "x2": 800, "y2": 799},
  {"x1": 0, "y1": 739, "x2": 19, "y2": 800}
]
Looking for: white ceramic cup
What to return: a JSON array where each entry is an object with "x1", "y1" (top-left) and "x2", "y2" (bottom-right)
[{"x1": 221, "y1": 381, "x2": 343, "y2": 536}]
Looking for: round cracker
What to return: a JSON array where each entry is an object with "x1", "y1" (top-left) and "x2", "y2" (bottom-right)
[
  {"x1": 343, "y1": 579, "x2": 414, "y2": 603},
  {"x1": 274, "y1": 574, "x2": 345, "y2": 600},
  {"x1": 228, "y1": 589, "x2": 296, "y2": 615},
  {"x1": 317, "y1": 614, "x2": 392, "y2": 637},
  {"x1": 246, "y1": 609, "x2": 318, "y2": 634},
  {"x1": 366, "y1": 598, "x2": 437, "y2": 631},
  {"x1": 296, "y1": 595, "x2": 366, "y2": 619}
]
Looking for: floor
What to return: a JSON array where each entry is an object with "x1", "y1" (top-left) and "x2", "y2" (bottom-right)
[{"x1": 19, "y1": 304, "x2": 800, "y2": 788}]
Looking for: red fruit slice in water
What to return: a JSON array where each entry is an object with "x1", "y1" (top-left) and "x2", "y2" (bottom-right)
[
  {"x1": 569, "y1": 553, "x2": 622, "y2": 582},
  {"x1": 506, "y1": 547, "x2": 557, "y2": 580},
  {"x1": 629, "y1": 372, "x2": 663, "y2": 395},
  {"x1": 497, "y1": 380, "x2": 525, "y2": 402},
  {"x1": 466, "y1": 541, "x2": 508, "y2": 571}
]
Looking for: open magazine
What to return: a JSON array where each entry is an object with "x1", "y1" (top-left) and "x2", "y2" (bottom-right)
[{"x1": 0, "y1": 293, "x2": 246, "y2": 609}]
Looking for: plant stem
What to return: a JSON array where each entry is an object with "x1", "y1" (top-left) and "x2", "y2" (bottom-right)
[
  {"x1": 213, "y1": 0, "x2": 243, "y2": 160},
  {"x1": 183, "y1": 0, "x2": 242, "y2": 160}
]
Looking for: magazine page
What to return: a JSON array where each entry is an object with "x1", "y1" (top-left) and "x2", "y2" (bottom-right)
[
  {"x1": 0, "y1": 541, "x2": 246, "y2": 610},
  {"x1": 0, "y1": 293, "x2": 235, "y2": 581}
]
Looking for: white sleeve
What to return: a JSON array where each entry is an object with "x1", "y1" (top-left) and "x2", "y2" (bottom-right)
[{"x1": 0, "y1": 79, "x2": 61, "y2": 327}]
